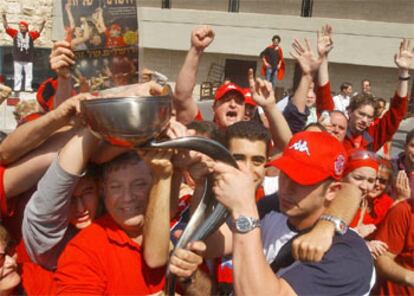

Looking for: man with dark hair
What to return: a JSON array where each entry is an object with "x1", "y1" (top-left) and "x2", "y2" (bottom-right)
[
  {"x1": 332, "y1": 82, "x2": 352, "y2": 112},
  {"x1": 361, "y1": 79, "x2": 373, "y2": 95},
  {"x1": 186, "y1": 120, "x2": 218, "y2": 138},
  {"x1": 343, "y1": 39, "x2": 412, "y2": 152},
  {"x1": 260, "y1": 35, "x2": 285, "y2": 87},
  {"x1": 2, "y1": 13, "x2": 46, "y2": 92},
  {"x1": 199, "y1": 131, "x2": 374, "y2": 295},
  {"x1": 222, "y1": 120, "x2": 271, "y2": 198}
]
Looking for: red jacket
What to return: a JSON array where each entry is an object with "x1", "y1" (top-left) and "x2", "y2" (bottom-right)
[
  {"x1": 343, "y1": 92, "x2": 407, "y2": 151},
  {"x1": 316, "y1": 82, "x2": 407, "y2": 151},
  {"x1": 260, "y1": 45, "x2": 285, "y2": 81}
]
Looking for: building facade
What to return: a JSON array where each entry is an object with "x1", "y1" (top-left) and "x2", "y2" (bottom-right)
[{"x1": 0, "y1": 0, "x2": 413, "y2": 100}]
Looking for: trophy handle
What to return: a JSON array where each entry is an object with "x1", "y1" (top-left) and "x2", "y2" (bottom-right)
[
  {"x1": 146, "y1": 136, "x2": 237, "y2": 165},
  {"x1": 146, "y1": 137, "x2": 238, "y2": 296}
]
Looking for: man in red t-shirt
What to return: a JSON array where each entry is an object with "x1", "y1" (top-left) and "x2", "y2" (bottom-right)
[
  {"x1": 373, "y1": 199, "x2": 414, "y2": 295},
  {"x1": 2, "y1": 13, "x2": 46, "y2": 92}
]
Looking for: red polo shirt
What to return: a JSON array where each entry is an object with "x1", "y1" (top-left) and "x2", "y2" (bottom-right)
[
  {"x1": 55, "y1": 214, "x2": 165, "y2": 295},
  {"x1": 372, "y1": 199, "x2": 414, "y2": 296}
]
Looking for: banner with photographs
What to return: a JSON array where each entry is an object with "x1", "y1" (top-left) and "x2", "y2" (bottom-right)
[{"x1": 62, "y1": 0, "x2": 139, "y2": 92}]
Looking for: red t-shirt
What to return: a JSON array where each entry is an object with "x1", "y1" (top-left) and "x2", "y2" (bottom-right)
[
  {"x1": 54, "y1": 214, "x2": 165, "y2": 295},
  {"x1": 349, "y1": 193, "x2": 394, "y2": 228},
  {"x1": 21, "y1": 262, "x2": 56, "y2": 295},
  {"x1": 6, "y1": 28, "x2": 40, "y2": 40},
  {"x1": 372, "y1": 199, "x2": 414, "y2": 296},
  {"x1": 0, "y1": 165, "x2": 33, "y2": 264}
]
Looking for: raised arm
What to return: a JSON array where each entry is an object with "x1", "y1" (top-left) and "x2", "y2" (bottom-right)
[
  {"x1": 3, "y1": 126, "x2": 78, "y2": 199},
  {"x1": 290, "y1": 38, "x2": 321, "y2": 113},
  {"x1": 370, "y1": 39, "x2": 413, "y2": 151},
  {"x1": 394, "y1": 38, "x2": 413, "y2": 98},
  {"x1": 65, "y1": 2, "x2": 75, "y2": 30},
  {"x1": 38, "y1": 17, "x2": 47, "y2": 35},
  {"x1": 0, "y1": 93, "x2": 90, "y2": 165},
  {"x1": 248, "y1": 69, "x2": 292, "y2": 149},
  {"x1": 316, "y1": 25, "x2": 335, "y2": 115},
  {"x1": 1, "y1": 13, "x2": 8, "y2": 30},
  {"x1": 212, "y1": 162, "x2": 296, "y2": 295},
  {"x1": 22, "y1": 128, "x2": 100, "y2": 270},
  {"x1": 174, "y1": 25, "x2": 214, "y2": 124},
  {"x1": 141, "y1": 149, "x2": 173, "y2": 268},
  {"x1": 49, "y1": 41, "x2": 75, "y2": 107},
  {"x1": 92, "y1": 7, "x2": 107, "y2": 34},
  {"x1": 71, "y1": 18, "x2": 90, "y2": 49}
]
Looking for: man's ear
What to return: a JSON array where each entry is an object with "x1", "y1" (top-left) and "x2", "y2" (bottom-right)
[{"x1": 325, "y1": 181, "x2": 342, "y2": 202}]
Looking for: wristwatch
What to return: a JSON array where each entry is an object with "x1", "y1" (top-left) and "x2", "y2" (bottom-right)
[
  {"x1": 319, "y1": 214, "x2": 348, "y2": 235},
  {"x1": 228, "y1": 215, "x2": 260, "y2": 233}
]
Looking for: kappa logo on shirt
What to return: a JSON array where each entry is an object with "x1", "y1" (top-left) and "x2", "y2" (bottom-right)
[{"x1": 289, "y1": 140, "x2": 310, "y2": 156}]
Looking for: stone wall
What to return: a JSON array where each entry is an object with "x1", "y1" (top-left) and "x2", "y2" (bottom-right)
[{"x1": 0, "y1": 0, "x2": 54, "y2": 47}]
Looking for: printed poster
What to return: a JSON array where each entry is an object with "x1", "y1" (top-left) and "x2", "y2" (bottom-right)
[{"x1": 62, "y1": 0, "x2": 139, "y2": 92}]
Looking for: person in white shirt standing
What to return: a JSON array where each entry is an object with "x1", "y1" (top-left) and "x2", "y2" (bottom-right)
[{"x1": 332, "y1": 82, "x2": 352, "y2": 113}]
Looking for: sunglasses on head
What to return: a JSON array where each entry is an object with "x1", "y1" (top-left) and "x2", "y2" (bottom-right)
[
  {"x1": 0, "y1": 241, "x2": 16, "y2": 268},
  {"x1": 348, "y1": 150, "x2": 379, "y2": 162}
]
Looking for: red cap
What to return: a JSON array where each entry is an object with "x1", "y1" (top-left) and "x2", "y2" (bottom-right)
[
  {"x1": 243, "y1": 88, "x2": 257, "y2": 107},
  {"x1": 343, "y1": 149, "x2": 378, "y2": 176},
  {"x1": 214, "y1": 82, "x2": 245, "y2": 102},
  {"x1": 19, "y1": 21, "x2": 29, "y2": 28},
  {"x1": 268, "y1": 131, "x2": 347, "y2": 185}
]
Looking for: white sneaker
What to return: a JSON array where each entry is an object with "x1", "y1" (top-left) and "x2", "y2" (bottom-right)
[{"x1": 25, "y1": 88, "x2": 33, "y2": 92}]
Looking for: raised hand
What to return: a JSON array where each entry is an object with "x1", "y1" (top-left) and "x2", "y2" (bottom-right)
[
  {"x1": 394, "y1": 38, "x2": 414, "y2": 71},
  {"x1": 55, "y1": 93, "x2": 93, "y2": 121},
  {"x1": 317, "y1": 24, "x2": 334, "y2": 57},
  {"x1": 191, "y1": 25, "x2": 215, "y2": 52},
  {"x1": 290, "y1": 38, "x2": 321, "y2": 75},
  {"x1": 49, "y1": 41, "x2": 75, "y2": 79},
  {"x1": 395, "y1": 170, "x2": 411, "y2": 201},
  {"x1": 139, "y1": 149, "x2": 173, "y2": 178},
  {"x1": 248, "y1": 68, "x2": 275, "y2": 108},
  {"x1": 169, "y1": 241, "x2": 206, "y2": 279}
]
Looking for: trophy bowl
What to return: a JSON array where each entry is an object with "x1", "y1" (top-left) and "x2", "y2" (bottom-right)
[{"x1": 80, "y1": 96, "x2": 172, "y2": 147}]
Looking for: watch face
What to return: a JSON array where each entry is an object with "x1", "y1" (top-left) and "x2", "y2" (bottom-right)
[{"x1": 236, "y1": 216, "x2": 252, "y2": 233}]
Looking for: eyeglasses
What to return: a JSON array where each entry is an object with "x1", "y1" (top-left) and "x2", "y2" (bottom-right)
[{"x1": 0, "y1": 241, "x2": 16, "y2": 268}]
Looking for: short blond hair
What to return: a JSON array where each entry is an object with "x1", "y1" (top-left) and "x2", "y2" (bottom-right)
[{"x1": 14, "y1": 99, "x2": 41, "y2": 120}]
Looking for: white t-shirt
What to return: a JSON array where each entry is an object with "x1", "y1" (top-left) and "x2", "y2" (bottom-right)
[
  {"x1": 261, "y1": 211, "x2": 297, "y2": 265},
  {"x1": 262, "y1": 176, "x2": 279, "y2": 196},
  {"x1": 332, "y1": 94, "x2": 350, "y2": 113}
]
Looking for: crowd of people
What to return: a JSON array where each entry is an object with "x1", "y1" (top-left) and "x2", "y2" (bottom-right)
[{"x1": 0, "y1": 22, "x2": 412, "y2": 296}]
